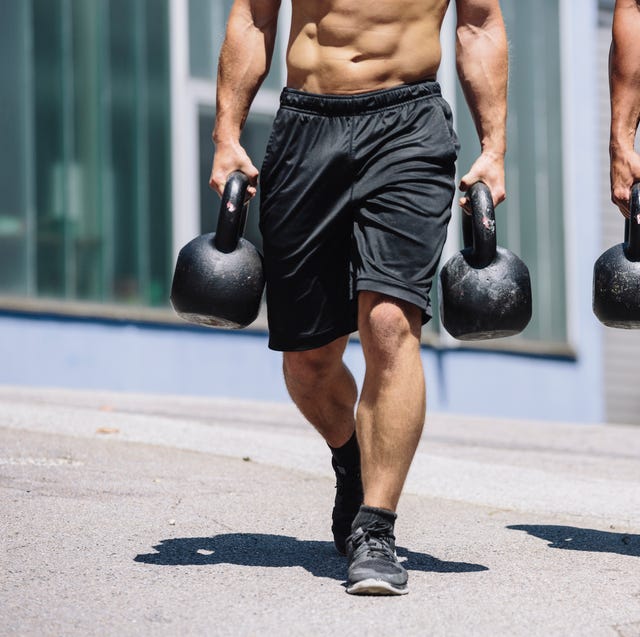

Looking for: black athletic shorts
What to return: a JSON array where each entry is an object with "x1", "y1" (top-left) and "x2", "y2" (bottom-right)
[{"x1": 259, "y1": 79, "x2": 459, "y2": 351}]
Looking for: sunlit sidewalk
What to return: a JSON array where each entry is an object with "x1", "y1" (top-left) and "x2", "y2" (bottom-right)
[{"x1": 1, "y1": 386, "x2": 639, "y2": 636}]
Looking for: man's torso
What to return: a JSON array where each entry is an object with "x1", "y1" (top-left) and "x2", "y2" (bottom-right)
[{"x1": 286, "y1": 0, "x2": 451, "y2": 94}]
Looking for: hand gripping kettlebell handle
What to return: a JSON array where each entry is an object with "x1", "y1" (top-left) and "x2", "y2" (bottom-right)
[
  {"x1": 214, "y1": 171, "x2": 250, "y2": 254},
  {"x1": 625, "y1": 183, "x2": 640, "y2": 262}
]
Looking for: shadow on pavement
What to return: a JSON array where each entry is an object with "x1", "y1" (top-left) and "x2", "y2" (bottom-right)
[
  {"x1": 507, "y1": 525, "x2": 640, "y2": 557},
  {"x1": 134, "y1": 534, "x2": 488, "y2": 580}
]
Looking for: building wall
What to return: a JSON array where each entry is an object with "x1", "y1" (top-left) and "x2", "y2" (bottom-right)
[{"x1": 0, "y1": 0, "x2": 612, "y2": 424}]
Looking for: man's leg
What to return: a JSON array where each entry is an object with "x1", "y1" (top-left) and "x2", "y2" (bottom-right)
[
  {"x1": 283, "y1": 336, "x2": 362, "y2": 554},
  {"x1": 283, "y1": 336, "x2": 356, "y2": 448},
  {"x1": 356, "y1": 292, "x2": 425, "y2": 510},
  {"x1": 346, "y1": 291, "x2": 424, "y2": 595}
]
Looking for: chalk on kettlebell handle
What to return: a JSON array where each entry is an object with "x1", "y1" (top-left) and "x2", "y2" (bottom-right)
[
  {"x1": 438, "y1": 182, "x2": 532, "y2": 340},
  {"x1": 170, "y1": 171, "x2": 265, "y2": 329}
]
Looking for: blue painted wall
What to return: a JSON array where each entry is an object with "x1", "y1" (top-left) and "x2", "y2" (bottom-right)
[{"x1": 0, "y1": 310, "x2": 603, "y2": 423}]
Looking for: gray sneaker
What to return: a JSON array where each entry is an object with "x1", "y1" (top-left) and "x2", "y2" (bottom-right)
[{"x1": 346, "y1": 520, "x2": 408, "y2": 595}]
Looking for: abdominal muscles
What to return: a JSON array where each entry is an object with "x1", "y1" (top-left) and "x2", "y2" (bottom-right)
[{"x1": 286, "y1": 0, "x2": 449, "y2": 93}]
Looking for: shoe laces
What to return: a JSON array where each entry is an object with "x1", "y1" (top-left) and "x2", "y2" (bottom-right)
[{"x1": 352, "y1": 521, "x2": 396, "y2": 560}]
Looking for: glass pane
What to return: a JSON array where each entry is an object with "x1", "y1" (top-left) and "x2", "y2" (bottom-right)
[
  {"x1": 26, "y1": 0, "x2": 172, "y2": 306},
  {"x1": 109, "y1": 0, "x2": 141, "y2": 302},
  {"x1": 145, "y1": 0, "x2": 173, "y2": 306},
  {"x1": 33, "y1": 0, "x2": 67, "y2": 297},
  {"x1": 455, "y1": 0, "x2": 566, "y2": 343},
  {"x1": 108, "y1": 0, "x2": 172, "y2": 305},
  {"x1": 0, "y1": 0, "x2": 30, "y2": 294},
  {"x1": 189, "y1": 0, "x2": 233, "y2": 79},
  {"x1": 71, "y1": 0, "x2": 104, "y2": 300}
]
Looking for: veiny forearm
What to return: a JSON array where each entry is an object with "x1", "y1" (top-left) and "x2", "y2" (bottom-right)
[
  {"x1": 455, "y1": 6, "x2": 508, "y2": 157},
  {"x1": 213, "y1": 1, "x2": 279, "y2": 144},
  {"x1": 610, "y1": 0, "x2": 640, "y2": 153}
]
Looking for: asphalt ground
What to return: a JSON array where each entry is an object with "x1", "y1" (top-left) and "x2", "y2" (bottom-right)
[{"x1": 1, "y1": 385, "x2": 639, "y2": 636}]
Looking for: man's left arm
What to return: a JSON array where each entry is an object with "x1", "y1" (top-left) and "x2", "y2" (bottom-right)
[
  {"x1": 455, "y1": 0, "x2": 508, "y2": 208},
  {"x1": 610, "y1": 0, "x2": 640, "y2": 217}
]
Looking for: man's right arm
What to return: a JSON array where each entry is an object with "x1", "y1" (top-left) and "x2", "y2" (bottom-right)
[
  {"x1": 209, "y1": 0, "x2": 281, "y2": 197},
  {"x1": 610, "y1": 0, "x2": 640, "y2": 217}
]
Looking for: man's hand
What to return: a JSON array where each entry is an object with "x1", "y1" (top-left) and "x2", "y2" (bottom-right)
[
  {"x1": 458, "y1": 150, "x2": 506, "y2": 211},
  {"x1": 610, "y1": 148, "x2": 640, "y2": 218},
  {"x1": 209, "y1": 0, "x2": 280, "y2": 198},
  {"x1": 209, "y1": 140, "x2": 259, "y2": 198}
]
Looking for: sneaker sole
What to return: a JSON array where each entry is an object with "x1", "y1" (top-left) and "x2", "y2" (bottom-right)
[{"x1": 346, "y1": 578, "x2": 409, "y2": 596}]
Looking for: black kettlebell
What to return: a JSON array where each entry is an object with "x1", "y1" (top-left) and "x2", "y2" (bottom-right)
[
  {"x1": 438, "y1": 182, "x2": 532, "y2": 340},
  {"x1": 170, "y1": 171, "x2": 264, "y2": 328},
  {"x1": 593, "y1": 183, "x2": 640, "y2": 328}
]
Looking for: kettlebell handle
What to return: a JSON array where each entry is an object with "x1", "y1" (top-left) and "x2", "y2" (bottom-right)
[
  {"x1": 624, "y1": 183, "x2": 640, "y2": 262},
  {"x1": 214, "y1": 171, "x2": 250, "y2": 254},
  {"x1": 462, "y1": 181, "x2": 496, "y2": 268}
]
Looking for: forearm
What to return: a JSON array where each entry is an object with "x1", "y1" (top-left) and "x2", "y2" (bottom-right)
[
  {"x1": 455, "y1": 3, "x2": 508, "y2": 157},
  {"x1": 213, "y1": 0, "x2": 280, "y2": 144},
  {"x1": 609, "y1": 0, "x2": 640, "y2": 154}
]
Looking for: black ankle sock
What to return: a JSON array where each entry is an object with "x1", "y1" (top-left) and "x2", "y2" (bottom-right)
[
  {"x1": 328, "y1": 431, "x2": 360, "y2": 471},
  {"x1": 352, "y1": 505, "x2": 397, "y2": 532}
]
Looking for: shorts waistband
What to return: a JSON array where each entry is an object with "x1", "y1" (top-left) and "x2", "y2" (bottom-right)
[{"x1": 280, "y1": 79, "x2": 441, "y2": 116}]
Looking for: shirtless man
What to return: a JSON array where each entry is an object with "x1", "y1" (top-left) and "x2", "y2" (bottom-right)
[
  {"x1": 610, "y1": 0, "x2": 640, "y2": 216},
  {"x1": 210, "y1": 0, "x2": 507, "y2": 595}
]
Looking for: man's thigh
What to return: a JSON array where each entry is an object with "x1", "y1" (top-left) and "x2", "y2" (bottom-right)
[{"x1": 259, "y1": 108, "x2": 357, "y2": 352}]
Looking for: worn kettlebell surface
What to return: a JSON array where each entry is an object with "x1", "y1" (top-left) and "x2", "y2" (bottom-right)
[
  {"x1": 170, "y1": 171, "x2": 265, "y2": 330},
  {"x1": 438, "y1": 181, "x2": 532, "y2": 341},
  {"x1": 593, "y1": 243, "x2": 640, "y2": 328},
  {"x1": 439, "y1": 247, "x2": 532, "y2": 340},
  {"x1": 593, "y1": 183, "x2": 640, "y2": 329},
  {"x1": 171, "y1": 235, "x2": 264, "y2": 329}
]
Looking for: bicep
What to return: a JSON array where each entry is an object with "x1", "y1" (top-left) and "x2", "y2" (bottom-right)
[
  {"x1": 454, "y1": 0, "x2": 503, "y2": 29},
  {"x1": 229, "y1": 0, "x2": 281, "y2": 30},
  {"x1": 612, "y1": 0, "x2": 640, "y2": 51}
]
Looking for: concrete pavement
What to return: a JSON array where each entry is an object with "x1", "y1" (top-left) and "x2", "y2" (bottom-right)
[{"x1": 1, "y1": 385, "x2": 639, "y2": 636}]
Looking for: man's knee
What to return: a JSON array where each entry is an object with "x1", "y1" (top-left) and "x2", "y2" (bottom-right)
[
  {"x1": 358, "y1": 292, "x2": 421, "y2": 354},
  {"x1": 283, "y1": 339, "x2": 346, "y2": 386}
]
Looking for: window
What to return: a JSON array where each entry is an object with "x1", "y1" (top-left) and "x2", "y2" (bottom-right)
[
  {"x1": 188, "y1": 0, "x2": 233, "y2": 80},
  {"x1": 1, "y1": 0, "x2": 172, "y2": 306}
]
